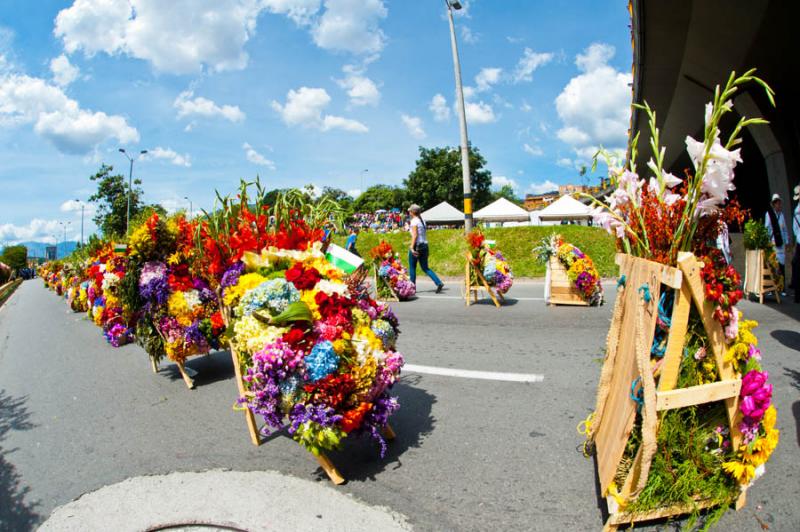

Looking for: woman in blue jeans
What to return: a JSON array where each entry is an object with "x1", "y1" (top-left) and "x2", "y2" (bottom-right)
[{"x1": 407, "y1": 204, "x2": 444, "y2": 293}]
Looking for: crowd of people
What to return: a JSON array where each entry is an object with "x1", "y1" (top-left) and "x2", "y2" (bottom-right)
[{"x1": 347, "y1": 210, "x2": 407, "y2": 233}]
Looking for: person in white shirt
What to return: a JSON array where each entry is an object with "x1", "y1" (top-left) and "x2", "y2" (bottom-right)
[
  {"x1": 407, "y1": 204, "x2": 444, "y2": 293},
  {"x1": 791, "y1": 186, "x2": 800, "y2": 302},
  {"x1": 765, "y1": 193, "x2": 788, "y2": 294}
]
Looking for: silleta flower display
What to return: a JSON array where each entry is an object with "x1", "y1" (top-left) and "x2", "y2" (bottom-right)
[
  {"x1": 535, "y1": 234, "x2": 603, "y2": 306},
  {"x1": 369, "y1": 241, "x2": 415, "y2": 301},
  {"x1": 466, "y1": 230, "x2": 513, "y2": 294}
]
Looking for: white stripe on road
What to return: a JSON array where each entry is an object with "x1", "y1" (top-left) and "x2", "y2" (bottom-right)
[
  {"x1": 404, "y1": 363, "x2": 544, "y2": 383},
  {"x1": 414, "y1": 295, "x2": 545, "y2": 301}
]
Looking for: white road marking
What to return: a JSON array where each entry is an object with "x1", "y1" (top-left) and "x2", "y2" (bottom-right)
[
  {"x1": 404, "y1": 363, "x2": 544, "y2": 383},
  {"x1": 414, "y1": 295, "x2": 545, "y2": 301}
]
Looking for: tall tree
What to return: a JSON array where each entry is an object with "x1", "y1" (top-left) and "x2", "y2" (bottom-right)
[
  {"x1": 88, "y1": 164, "x2": 144, "y2": 238},
  {"x1": 353, "y1": 185, "x2": 406, "y2": 212},
  {"x1": 491, "y1": 184, "x2": 520, "y2": 204},
  {"x1": 404, "y1": 145, "x2": 492, "y2": 210},
  {"x1": 1, "y1": 245, "x2": 28, "y2": 271}
]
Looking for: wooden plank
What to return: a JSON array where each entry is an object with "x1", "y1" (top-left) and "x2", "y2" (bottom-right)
[
  {"x1": 316, "y1": 453, "x2": 346, "y2": 485},
  {"x1": 176, "y1": 361, "x2": 195, "y2": 389},
  {"x1": 655, "y1": 380, "x2": 741, "y2": 411},
  {"x1": 594, "y1": 255, "x2": 662, "y2": 494},
  {"x1": 230, "y1": 342, "x2": 262, "y2": 446},
  {"x1": 608, "y1": 497, "x2": 720, "y2": 526},
  {"x1": 658, "y1": 282, "x2": 691, "y2": 392},
  {"x1": 549, "y1": 297, "x2": 590, "y2": 306},
  {"x1": 382, "y1": 423, "x2": 396, "y2": 441}
]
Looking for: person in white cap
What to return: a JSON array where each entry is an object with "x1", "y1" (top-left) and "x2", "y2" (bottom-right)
[
  {"x1": 765, "y1": 193, "x2": 788, "y2": 294},
  {"x1": 792, "y1": 185, "x2": 800, "y2": 302}
]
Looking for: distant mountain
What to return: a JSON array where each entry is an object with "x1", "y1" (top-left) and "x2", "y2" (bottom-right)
[{"x1": 16, "y1": 241, "x2": 78, "y2": 259}]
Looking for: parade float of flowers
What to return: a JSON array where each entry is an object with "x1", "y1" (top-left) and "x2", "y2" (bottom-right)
[
  {"x1": 743, "y1": 219, "x2": 784, "y2": 293},
  {"x1": 535, "y1": 234, "x2": 603, "y2": 305},
  {"x1": 466, "y1": 230, "x2": 514, "y2": 294},
  {"x1": 584, "y1": 70, "x2": 778, "y2": 525},
  {"x1": 369, "y1": 241, "x2": 415, "y2": 301}
]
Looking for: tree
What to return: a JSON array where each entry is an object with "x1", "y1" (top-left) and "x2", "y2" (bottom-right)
[
  {"x1": 404, "y1": 145, "x2": 492, "y2": 210},
  {"x1": 319, "y1": 187, "x2": 354, "y2": 215},
  {"x1": 491, "y1": 184, "x2": 520, "y2": 204},
  {"x1": 88, "y1": 164, "x2": 145, "y2": 238},
  {"x1": 353, "y1": 185, "x2": 406, "y2": 213},
  {"x1": 1, "y1": 245, "x2": 28, "y2": 271}
]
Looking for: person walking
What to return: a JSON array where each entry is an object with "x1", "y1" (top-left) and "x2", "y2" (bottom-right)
[
  {"x1": 407, "y1": 204, "x2": 444, "y2": 293},
  {"x1": 792, "y1": 185, "x2": 800, "y2": 302},
  {"x1": 765, "y1": 193, "x2": 788, "y2": 295},
  {"x1": 345, "y1": 226, "x2": 360, "y2": 257}
]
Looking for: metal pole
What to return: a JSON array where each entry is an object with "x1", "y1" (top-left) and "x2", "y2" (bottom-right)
[
  {"x1": 446, "y1": 1, "x2": 473, "y2": 233},
  {"x1": 80, "y1": 204, "x2": 84, "y2": 246},
  {"x1": 126, "y1": 157, "x2": 133, "y2": 234}
]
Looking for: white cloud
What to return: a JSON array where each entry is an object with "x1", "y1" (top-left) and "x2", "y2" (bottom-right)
[
  {"x1": 336, "y1": 65, "x2": 380, "y2": 106},
  {"x1": 401, "y1": 114, "x2": 425, "y2": 139},
  {"x1": 555, "y1": 42, "x2": 632, "y2": 163},
  {"x1": 304, "y1": 183, "x2": 323, "y2": 198},
  {"x1": 312, "y1": 0, "x2": 387, "y2": 55},
  {"x1": 556, "y1": 157, "x2": 575, "y2": 168},
  {"x1": 0, "y1": 219, "x2": 63, "y2": 244},
  {"x1": 158, "y1": 198, "x2": 186, "y2": 215},
  {"x1": 461, "y1": 25, "x2": 478, "y2": 44},
  {"x1": 144, "y1": 146, "x2": 192, "y2": 167},
  {"x1": 261, "y1": 0, "x2": 322, "y2": 26},
  {"x1": 54, "y1": 0, "x2": 265, "y2": 74},
  {"x1": 60, "y1": 199, "x2": 95, "y2": 216},
  {"x1": 429, "y1": 93, "x2": 450, "y2": 122},
  {"x1": 347, "y1": 188, "x2": 362, "y2": 198},
  {"x1": 49, "y1": 54, "x2": 79, "y2": 87},
  {"x1": 492, "y1": 175, "x2": 518, "y2": 191},
  {"x1": 520, "y1": 100, "x2": 532, "y2": 113},
  {"x1": 523, "y1": 143, "x2": 543, "y2": 156},
  {"x1": 242, "y1": 142, "x2": 276, "y2": 169},
  {"x1": 464, "y1": 100, "x2": 496, "y2": 124},
  {"x1": 475, "y1": 67, "x2": 502, "y2": 92},
  {"x1": 527, "y1": 180, "x2": 560, "y2": 195},
  {"x1": 513, "y1": 48, "x2": 554, "y2": 83},
  {"x1": 271, "y1": 86, "x2": 367, "y2": 133},
  {"x1": 174, "y1": 90, "x2": 245, "y2": 122}
]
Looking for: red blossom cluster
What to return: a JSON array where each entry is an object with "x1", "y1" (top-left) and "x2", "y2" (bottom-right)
[
  {"x1": 304, "y1": 373, "x2": 356, "y2": 409},
  {"x1": 369, "y1": 241, "x2": 394, "y2": 260},
  {"x1": 340, "y1": 401, "x2": 373, "y2": 433},
  {"x1": 285, "y1": 262, "x2": 322, "y2": 290},
  {"x1": 699, "y1": 249, "x2": 743, "y2": 326}
]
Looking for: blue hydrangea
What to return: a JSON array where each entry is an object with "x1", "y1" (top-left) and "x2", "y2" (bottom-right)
[
  {"x1": 304, "y1": 341, "x2": 339, "y2": 382},
  {"x1": 378, "y1": 265, "x2": 392, "y2": 278},
  {"x1": 238, "y1": 278, "x2": 300, "y2": 317},
  {"x1": 371, "y1": 319, "x2": 397, "y2": 350}
]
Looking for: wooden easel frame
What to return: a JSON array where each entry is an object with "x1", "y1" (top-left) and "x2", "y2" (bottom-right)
[
  {"x1": 372, "y1": 267, "x2": 399, "y2": 302},
  {"x1": 546, "y1": 256, "x2": 590, "y2": 306},
  {"x1": 592, "y1": 253, "x2": 747, "y2": 531},
  {"x1": 744, "y1": 249, "x2": 781, "y2": 304},
  {"x1": 464, "y1": 252, "x2": 503, "y2": 308},
  {"x1": 229, "y1": 340, "x2": 396, "y2": 485}
]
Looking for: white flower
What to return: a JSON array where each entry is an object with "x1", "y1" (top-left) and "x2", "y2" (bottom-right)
[
  {"x1": 664, "y1": 192, "x2": 681, "y2": 206},
  {"x1": 315, "y1": 280, "x2": 348, "y2": 297},
  {"x1": 662, "y1": 171, "x2": 682, "y2": 189},
  {"x1": 183, "y1": 289, "x2": 201, "y2": 310},
  {"x1": 724, "y1": 305, "x2": 739, "y2": 341}
]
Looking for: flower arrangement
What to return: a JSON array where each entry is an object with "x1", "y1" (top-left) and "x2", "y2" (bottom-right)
[
  {"x1": 742, "y1": 219, "x2": 784, "y2": 292},
  {"x1": 369, "y1": 241, "x2": 415, "y2": 300},
  {"x1": 586, "y1": 70, "x2": 778, "y2": 523},
  {"x1": 465, "y1": 230, "x2": 513, "y2": 294},
  {"x1": 535, "y1": 234, "x2": 603, "y2": 305},
  {"x1": 223, "y1": 209, "x2": 403, "y2": 458}
]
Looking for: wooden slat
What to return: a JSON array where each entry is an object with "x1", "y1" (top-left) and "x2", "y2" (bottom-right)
[
  {"x1": 230, "y1": 341, "x2": 262, "y2": 446},
  {"x1": 316, "y1": 453, "x2": 346, "y2": 485},
  {"x1": 656, "y1": 380, "x2": 741, "y2": 411},
  {"x1": 607, "y1": 497, "x2": 720, "y2": 526},
  {"x1": 658, "y1": 282, "x2": 691, "y2": 392}
]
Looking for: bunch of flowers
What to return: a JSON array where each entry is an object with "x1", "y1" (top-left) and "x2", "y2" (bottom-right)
[
  {"x1": 535, "y1": 234, "x2": 602, "y2": 305},
  {"x1": 369, "y1": 241, "x2": 415, "y2": 300},
  {"x1": 82, "y1": 244, "x2": 132, "y2": 345},
  {"x1": 225, "y1": 239, "x2": 403, "y2": 458},
  {"x1": 587, "y1": 71, "x2": 779, "y2": 517},
  {"x1": 466, "y1": 230, "x2": 514, "y2": 294}
]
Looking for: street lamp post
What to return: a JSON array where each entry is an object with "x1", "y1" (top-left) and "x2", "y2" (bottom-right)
[
  {"x1": 58, "y1": 221, "x2": 72, "y2": 258},
  {"x1": 119, "y1": 148, "x2": 148, "y2": 234},
  {"x1": 360, "y1": 169, "x2": 369, "y2": 194},
  {"x1": 74, "y1": 198, "x2": 85, "y2": 247},
  {"x1": 184, "y1": 196, "x2": 192, "y2": 219},
  {"x1": 444, "y1": 0, "x2": 474, "y2": 233}
]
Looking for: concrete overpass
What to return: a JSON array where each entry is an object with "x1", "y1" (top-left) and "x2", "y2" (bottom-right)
[{"x1": 629, "y1": 0, "x2": 800, "y2": 231}]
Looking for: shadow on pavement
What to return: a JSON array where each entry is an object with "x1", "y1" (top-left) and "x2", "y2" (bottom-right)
[
  {"x1": 771, "y1": 330, "x2": 800, "y2": 353},
  {"x1": 0, "y1": 390, "x2": 39, "y2": 531},
  {"x1": 325, "y1": 374, "x2": 437, "y2": 482},
  {"x1": 162, "y1": 350, "x2": 236, "y2": 388}
]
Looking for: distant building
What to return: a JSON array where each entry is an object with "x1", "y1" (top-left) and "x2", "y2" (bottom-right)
[
  {"x1": 523, "y1": 191, "x2": 558, "y2": 211},
  {"x1": 45, "y1": 246, "x2": 57, "y2": 261}
]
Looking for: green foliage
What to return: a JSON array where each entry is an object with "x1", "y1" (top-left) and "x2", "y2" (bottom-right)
[
  {"x1": 320, "y1": 187, "x2": 354, "y2": 213},
  {"x1": 0, "y1": 245, "x2": 28, "y2": 270},
  {"x1": 743, "y1": 219, "x2": 771, "y2": 250},
  {"x1": 88, "y1": 164, "x2": 146, "y2": 238},
  {"x1": 404, "y1": 145, "x2": 492, "y2": 210},
  {"x1": 491, "y1": 184, "x2": 520, "y2": 204},
  {"x1": 353, "y1": 184, "x2": 406, "y2": 212},
  {"x1": 339, "y1": 226, "x2": 617, "y2": 278}
]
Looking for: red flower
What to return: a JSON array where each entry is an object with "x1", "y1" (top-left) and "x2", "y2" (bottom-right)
[
  {"x1": 285, "y1": 262, "x2": 322, "y2": 290},
  {"x1": 341, "y1": 402, "x2": 373, "y2": 433},
  {"x1": 282, "y1": 325, "x2": 314, "y2": 351},
  {"x1": 303, "y1": 373, "x2": 356, "y2": 410}
]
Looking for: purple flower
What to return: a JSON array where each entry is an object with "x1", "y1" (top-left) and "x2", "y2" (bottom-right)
[
  {"x1": 221, "y1": 261, "x2": 245, "y2": 288},
  {"x1": 351, "y1": 393, "x2": 400, "y2": 458}
]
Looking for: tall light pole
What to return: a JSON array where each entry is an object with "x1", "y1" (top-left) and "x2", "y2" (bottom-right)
[
  {"x1": 74, "y1": 198, "x2": 85, "y2": 247},
  {"x1": 184, "y1": 196, "x2": 192, "y2": 219},
  {"x1": 119, "y1": 148, "x2": 148, "y2": 234},
  {"x1": 360, "y1": 169, "x2": 369, "y2": 194},
  {"x1": 445, "y1": 0, "x2": 473, "y2": 232},
  {"x1": 58, "y1": 221, "x2": 72, "y2": 257}
]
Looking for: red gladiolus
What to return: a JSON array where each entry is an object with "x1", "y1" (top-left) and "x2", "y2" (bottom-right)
[{"x1": 285, "y1": 263, "x2": 322, "y2": 290}]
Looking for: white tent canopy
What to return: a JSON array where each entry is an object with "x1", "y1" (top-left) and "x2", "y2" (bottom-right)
[
  {"x1": 537, "y1": 195, "x2": 592, "y2": 224},
  {"x1": 421, "y1": 201, "x2": 464, "y2": 225},
  {"x1": 474, "y1": 197, "x2": 530, "y2": 223}
]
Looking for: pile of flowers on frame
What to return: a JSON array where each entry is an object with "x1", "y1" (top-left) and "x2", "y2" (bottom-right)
[
  {"x1": 84, "y1": 243, "x2": 133, "y2": 346},
  {"x1": 221, "y1": 195, "x2": 403, "y2": 458},
  {"x1": 585, "y1": 70, "x2": 778, "y2": 523},
  {"x1": 535, "y1": 234, "x2": 603, "y2": 305},
  {"x1": 466, "y1": 230, "x2": 513, "y2": 294},
  {"x1": 369, "y1": 241, "x2": 415, "y2": 301}
]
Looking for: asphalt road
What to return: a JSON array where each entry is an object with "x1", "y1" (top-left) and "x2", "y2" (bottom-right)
[{"x1": 0, "y1": 279, "x2": 798, "y2": 531}]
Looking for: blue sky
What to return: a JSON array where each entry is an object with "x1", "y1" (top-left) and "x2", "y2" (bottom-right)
[{"x1": 0, "y1": 0, "x2": 632, "y2": 244}]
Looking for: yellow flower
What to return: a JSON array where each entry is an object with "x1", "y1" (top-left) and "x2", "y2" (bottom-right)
[
  {"x1": 300, "y1": 289, "x2": 321, "y2": 320},
  {"x1": 167, "y1": 251, "x2": 182, "y2": 265},
  {"x1": 722, "y1": 460, "x2": 755, "y2": 485},
  {"x1": 233, "y1": 314, "x2": 286, "y2": 355},
  {"x1": 348, "y1": 357, "x2": 378, "y2": 399},
  {"x1": 168, "y1": 292, "x2": 193, "y2": 326},
  {"x1": 762, "y1": 405, "x2": 777, "y2": 432},
  {"x1": 223, "y1": 273, "x2": 267, "y2": 306}
]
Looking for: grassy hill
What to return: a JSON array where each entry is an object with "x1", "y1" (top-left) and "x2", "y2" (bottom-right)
[{"x1": 338, "y1": 225, "x2": 618, "y2": 278}]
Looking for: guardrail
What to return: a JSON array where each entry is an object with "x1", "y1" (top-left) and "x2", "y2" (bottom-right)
[{"x1": 0, "y1": 279, "x2": 22, "y2": 308}]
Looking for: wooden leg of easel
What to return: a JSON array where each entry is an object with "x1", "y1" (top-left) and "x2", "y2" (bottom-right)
[
  {"x1": 150, "y1": 357, "x2": 159, "y2": 373},
  {"x1": 735, "y1": 489, "x2": 747, "y2": 510},
  {"x1": 478, "y1": 271, "x2": 501, "y2": 308},
  {"x1": 176, "y1": 361, "x2": 195, "y2": 389},
  {"x1": 244, "y1": 410, "x2": 261, "y2": 446},
  {"x1": 382, "y1": 423, "x2": 396, "y2": 441},
  {"x1": 602, "y1": 520, "x2": 618, "y2": 532},
  {"x1": 316, "y1": 453, "x2": 346, "y2": 485},
  {"x1": 465, "y1": 261, "x2": 471, "y2": 306}
]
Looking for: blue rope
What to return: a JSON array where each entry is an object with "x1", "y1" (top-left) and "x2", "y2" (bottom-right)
[
  {"x1": 638, "y1": 283, "x2": 652, "y2": 303},
  {"x1": 630, "y1": 377, "x2": 643, "y2": 412},
  {"x1": 650, "y1": 290, "x2": 674, "y2": 358},
  {"x1": 617, "y1": 275, "x2": 627, "y2": 288}
]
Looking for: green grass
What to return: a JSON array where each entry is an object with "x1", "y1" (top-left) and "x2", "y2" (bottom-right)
[{"x1": 337, "y1": 225, "x2": 618, "y2": 278}]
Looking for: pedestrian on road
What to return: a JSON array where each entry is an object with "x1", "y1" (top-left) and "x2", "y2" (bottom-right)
[
  {"x1": 792, "y1": 185, "x2": 800, "y2": 302},
  {"x1": 407, "y1": 204, "x2": 444, "y2": 293},
  {"x1": 765, "y1": 193, "x2": 788, "y2": 295}
]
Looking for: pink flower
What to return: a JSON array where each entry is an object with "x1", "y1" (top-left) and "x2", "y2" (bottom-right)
[{"x1": 739, "y1": 370, "x2": 772, "y2": 423}]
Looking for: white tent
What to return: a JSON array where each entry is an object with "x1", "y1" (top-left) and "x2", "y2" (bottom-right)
[
  {"x1": 536, "y1": 195, "x2": 592, "y2": 225},
  {"x1": 474, "y1": 197, "x2": 530, "y2": 225},
  {"x1": 421, "y1": 201, "x2": 464, "y2": 225}
]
